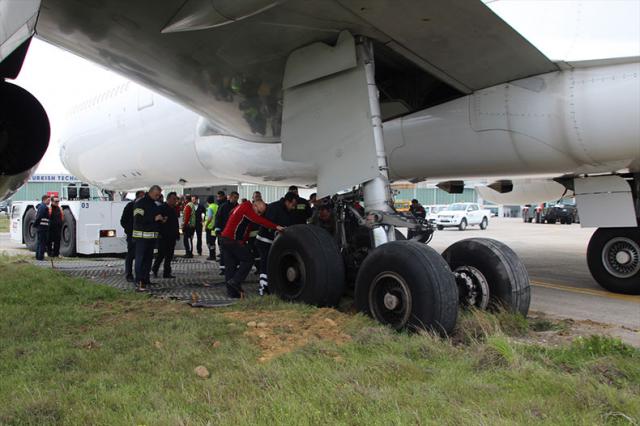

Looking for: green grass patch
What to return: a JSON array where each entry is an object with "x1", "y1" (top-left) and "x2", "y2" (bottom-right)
[{"x1": 0, "y1": 257, "x2": 638, "y2": 425}]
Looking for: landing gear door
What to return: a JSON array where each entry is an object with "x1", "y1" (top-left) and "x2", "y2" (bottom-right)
[{"x1": 281, "y1": 31, "x2": 379, "y2": 197}]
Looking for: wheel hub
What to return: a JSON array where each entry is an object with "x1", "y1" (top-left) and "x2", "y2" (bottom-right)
[
  {"x1": 383, "y1": 293, "x2": 400, "y2": 310},
  {"x1": 286, "y1": 266, "x2": 298, "y2": 282},
  {"x1": 454, "y1": 265, "x2": 490, "y2": 310},
  {"x1": 602, "y1": 237, "x2": 640, "y2": 279},
  {"x1": 368, "y1": 272, "x2": 412, "y2": 330}
]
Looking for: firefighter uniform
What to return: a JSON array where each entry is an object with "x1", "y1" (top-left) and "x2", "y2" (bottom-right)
[
  {"x1": 132, "y1": 194, "x2": 161, "y2": 288},
  {"x1": 120, "y1": 199, "x2": 137, "y2": 281},
  {"x1": 256, "y1": 198, "x2": 294, "y2": 295},
  {"x1": 214, "y1": 199, "x2": 238, "y2": 274},
  {"x1": 152, "y1": 202, "x2": 179, "y2": 278},
  {"x1": 291, "y1": 195, "x2": 312, "y2": 225}
]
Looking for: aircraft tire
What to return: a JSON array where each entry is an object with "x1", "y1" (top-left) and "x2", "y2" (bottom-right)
[
  {"x1": 587, "y1": 227, "x2": 640, "y2": 295},
  {"x1": 268, "y1": 224, "x2": 345, "y2": 307},
  {"x1": 23, "y1": 207, "x2": 37, "y2": 251},
  {"x1": 442, "y1": 238, "x2": 530, "y2": 316},
  {"x1": 59, "y1": 209, "x2": 77, "y2": 257},
  {"x1": 354, "y1": 241, "x2": 458, "y2": 334}
]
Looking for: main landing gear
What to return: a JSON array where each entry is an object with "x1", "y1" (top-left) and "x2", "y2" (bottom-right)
[{"x1": 269, "y1": 36, "x2": 530, "y2": 333}]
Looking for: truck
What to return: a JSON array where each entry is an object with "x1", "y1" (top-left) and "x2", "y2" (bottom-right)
[
  {"x1": 434, "y1": 202, "x2": 490, "y2": 231},
  {"x1": 522, "y1": 203, "x2": 578, "y2": 225},
  {"x1": 10, "y1": 200, "x2": 129, "y2": 256}
]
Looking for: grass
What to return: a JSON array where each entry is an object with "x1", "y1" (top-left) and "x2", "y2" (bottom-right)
[
  {"x1": 0, "y1": 256, "x2": 639, "y2": 425},
  {"x1": 0, "y1": 215, "x2": 8, "y2": 232}
]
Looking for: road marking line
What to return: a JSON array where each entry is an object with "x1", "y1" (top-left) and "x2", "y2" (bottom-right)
[{"x1": 531, "y1": 280, "x2": 640, "y2": 303}]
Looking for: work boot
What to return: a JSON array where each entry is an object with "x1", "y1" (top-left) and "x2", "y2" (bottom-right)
[
  {"x1": 226, "y1": 280, "x2": 244, "y2": 299},
  {"x1": 259, "y1": 274, "x2": 269, "y2": 296}
]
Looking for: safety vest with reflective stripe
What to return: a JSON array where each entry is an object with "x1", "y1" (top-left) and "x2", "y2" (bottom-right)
[
  {"x1": 206, "y1": 203, "x2": 218, "y2": 230},
  {"x1": 132, "y1": 230, "x2": 159, "y2": 239}
]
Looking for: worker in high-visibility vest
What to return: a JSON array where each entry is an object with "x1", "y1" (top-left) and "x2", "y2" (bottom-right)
[{"x1": 204, "y1": 195, "x2": 219, "y2": 261}]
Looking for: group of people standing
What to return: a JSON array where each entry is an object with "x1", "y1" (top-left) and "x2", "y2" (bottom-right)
[
  {"x1": 120, "y1": 184, "x2": 314, "y2": 299},
  {"x1": 33, "y1": 194, "x2": 66, "y2": 261}
]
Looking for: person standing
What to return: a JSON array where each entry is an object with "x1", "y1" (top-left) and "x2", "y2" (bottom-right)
[
  {"x1": 152, "y1": 192, "x2": 179, "y2": 278},
  {"x1": 220, "y1": 199, "x2": 283, "y2": 298},
  {"x1": 194, "y1": 196, "x2": 206, "y2": 256},
  {"x1": 120, "y1": 190, "x2": 145, "y2": 282},
  {"x1": 182, "y1": 195, "x2": 196, "y2": 258},
  {"x1": 34, "y1": 195, "x2": 51, "y2": 261},
  {"x1": 204, "y1": 195, "x2": 219, "y2": 261},
  {"x1": 133, "y1": 185, "x2": 164, "y2": 292},
  {"x1": 256, "y1": 192, "x2": 297, "y2": 295},
  {"x1": 408, "y1": 199, "x2": 426, "y2": 239},
  {"x1": 47, "y1": 196, "x2": 64, "y2": 257},
  {"x1": 288, "y1": 185, "x2": 312, "y2": 225},
  {"x1": 214, "y1": 191, "x2": 239, "y2": 275}
]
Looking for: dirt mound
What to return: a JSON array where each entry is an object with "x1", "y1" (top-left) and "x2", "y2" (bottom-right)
[{"x1": 225, "y1": 308, "x2": 352, "y2": 362}]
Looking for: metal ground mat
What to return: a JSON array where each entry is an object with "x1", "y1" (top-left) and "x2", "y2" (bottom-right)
[{"x1": 31, "y1": 256, "x2": 260, "y2": 306}]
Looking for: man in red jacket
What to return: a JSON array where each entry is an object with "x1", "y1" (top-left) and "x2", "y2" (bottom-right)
[{"x1": 220, "y1": 199, "x2": 284, "y2": 298}]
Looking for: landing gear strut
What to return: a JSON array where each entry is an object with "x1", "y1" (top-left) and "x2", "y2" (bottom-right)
[{"x1": 270, "y1": 35, "x2": 530, "y2": 332}]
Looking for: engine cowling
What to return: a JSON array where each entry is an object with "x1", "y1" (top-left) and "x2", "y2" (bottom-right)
[{"x1": 0, "y1": 81, "x2": 50, "y2": 200}]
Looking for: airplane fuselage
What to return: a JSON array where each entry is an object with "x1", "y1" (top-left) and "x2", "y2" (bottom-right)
[{"x1": 60, "y1": 60, "x2": 640, "y2": 192}]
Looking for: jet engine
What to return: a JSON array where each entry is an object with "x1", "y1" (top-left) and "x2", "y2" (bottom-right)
[{"x1": 0, "y1": 81, "x2": 50, "y2": 200}]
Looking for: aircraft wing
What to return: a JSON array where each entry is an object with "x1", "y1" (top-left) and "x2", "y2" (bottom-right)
[{"x1": 31, "y1": 0, "x2": 557, "y2": 142}]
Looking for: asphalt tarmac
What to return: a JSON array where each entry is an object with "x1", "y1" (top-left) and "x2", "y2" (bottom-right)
[{"x1": 429, "y1": 217, "x2": 639, "y2": 343}]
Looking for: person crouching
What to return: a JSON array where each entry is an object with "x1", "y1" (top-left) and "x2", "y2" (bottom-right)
[{"x1": 220, "y1": 199, "x2": 284, "y2": 298}]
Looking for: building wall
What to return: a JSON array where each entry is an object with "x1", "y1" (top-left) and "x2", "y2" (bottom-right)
[
  {"x1": 393, "y1": 187, "x2": 477, "y2": 206},
  {"x1": 10, "y1": 181, "x2": 103, "y2": 202}
]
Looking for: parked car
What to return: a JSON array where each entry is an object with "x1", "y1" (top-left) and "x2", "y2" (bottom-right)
[
  {"x1": 435, "y1": 202, "x2": 491, "y2": 231},
  {"x1": 426, "y1": 205, "x2": 447, "y2": 223},
  {"x1": 523, "y1": 203, "x2": 578, "y2": 224}
]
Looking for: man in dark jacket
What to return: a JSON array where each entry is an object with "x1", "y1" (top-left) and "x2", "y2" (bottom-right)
[
  {"x1": 194, "y1": 196, "x2": 206, "y2": 256},
  {"x1": 47, "y1": 196, "x2": 64, "y2": 257},
  {"x1": 132, "y1": 185, "x2": 164, "y2": 291},
  {"x1": 120, "y1": 190, "x2": 145, "y2": 282},
  {"x1": 152, "y1": 192, "x2": 180, "y2": 278},
  {"x1": 408, "y1": 199, "x2": 426, "y2": 239},
  {"x1": 256, "y1": 192, "x2": 297, "y2": 295},
  {"x1": 34, "y1": 195, "x2": 51, "y2": 261},
  {"x1": 288, "y1": 185, "x2": 312, "y2": 225},
  {"x1": 214, "y1": 191, "x2": 239, "y2": 275}
]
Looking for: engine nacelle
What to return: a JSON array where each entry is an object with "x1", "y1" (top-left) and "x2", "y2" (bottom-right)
[{"x1": 0, "y1": 81, "x2": 50, "y2": 200}]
